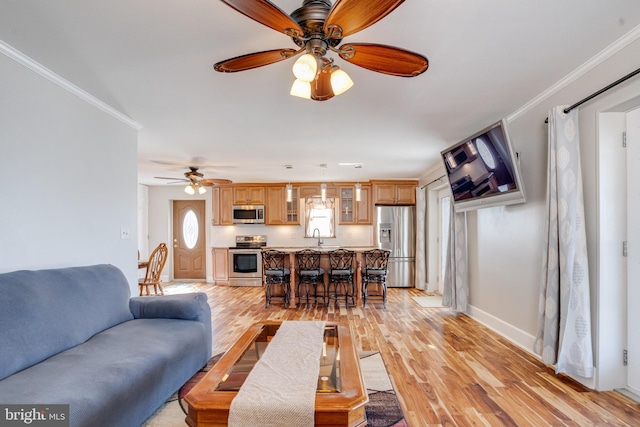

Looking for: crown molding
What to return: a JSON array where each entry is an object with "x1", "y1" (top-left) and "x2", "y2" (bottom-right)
[
  {"x1": 507, "y1": 23, "x2": 640, "y2": 123},
  {"x1": 0, "y1": 40, "x2": 143, "y2": 131}
]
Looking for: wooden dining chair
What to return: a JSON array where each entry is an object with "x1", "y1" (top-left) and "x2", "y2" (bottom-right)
[{"x1": 138, "y1": 243, "x2": 168, "y2": 296}]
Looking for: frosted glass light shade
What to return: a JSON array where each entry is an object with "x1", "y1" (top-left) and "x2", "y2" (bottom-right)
[
  {"x1": 292, "y1": 54, "x2": 318, "y2": 82},
  {"x1": 198, "y1": 186, "x2": 207, "y2": 195},
  {"x1": 355, "y1": 183, "x2": 361, "y2": 202},
  {"x1": 321, "y1": 182, "x2": 327, "y2": 202},
  {"x1": 330, "y1": 68, "x2": 354, "y2": 95},
  {"x1": 184, "y1": 185, "x2": 196, "y2": 195},
  {"x1": 286, "y1": 183, "x2": 293, "y2": 202},
  {"x1": 290, "y1": 79, "x2": 311, "y2": 99}
]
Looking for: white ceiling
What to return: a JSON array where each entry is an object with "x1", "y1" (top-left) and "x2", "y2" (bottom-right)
[{"x1": 2, "y1": 0, "x2": 640, "y2": 185}]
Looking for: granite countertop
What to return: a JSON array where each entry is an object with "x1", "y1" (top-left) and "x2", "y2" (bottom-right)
[{"x1": 263, "y1": 246, "x2": 377, "y2": 252}]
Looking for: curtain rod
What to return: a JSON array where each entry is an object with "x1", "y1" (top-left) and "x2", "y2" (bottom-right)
[
  {"x1": 421, "y1": 174, "x2": 446, "y2": 189},
  {"x1": 544, "y1": 65, "x2": 640, "y2": 123}
]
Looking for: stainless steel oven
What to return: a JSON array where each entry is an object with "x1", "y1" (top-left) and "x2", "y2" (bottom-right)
[{"x1": 228, "y1": 235, "x2": 266, "y2": 287}]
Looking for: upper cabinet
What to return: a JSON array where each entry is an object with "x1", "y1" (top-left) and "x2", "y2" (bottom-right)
[
  {"x1": 212, "y1": 186, "x2": 234, "y2": 225},
  {"x1": 265, "y1": 186, "x2": 299, "y2": 225},
  {"x1": 213, "y1": 181, "x2": 413, "y2": 225},
  {"x1": 339, "y1": 185, "x2": 372, "y2": 224},
  {"x1": 233, "y1": 186, "x2": 265, "y2": 205},
  {"x1": 298, "y1": 184, "x2": 338, "y2": 200},
  {"x1": 372, "y1": 180, "x2": 418, "y2": 205}
]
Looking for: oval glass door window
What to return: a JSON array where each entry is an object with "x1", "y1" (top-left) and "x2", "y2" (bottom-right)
[{"x1": 183, "y1": 210, "x2": 199, "y2": 249}]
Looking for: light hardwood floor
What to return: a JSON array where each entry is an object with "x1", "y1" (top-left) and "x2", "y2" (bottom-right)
[{"x1": 165, "y1": 282, "x2": 639, "y2": 426}]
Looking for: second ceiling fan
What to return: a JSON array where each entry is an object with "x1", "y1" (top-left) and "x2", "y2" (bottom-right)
[{"x1": 213, "y1": 0, "x2": 429, "y2": 101}]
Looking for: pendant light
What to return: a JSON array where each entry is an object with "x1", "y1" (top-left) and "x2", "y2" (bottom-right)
[
  {"x1": 354, "y1": 163, "x2": 362, "y2": 202},
  {"x1": 285, "y1": 165, "x2": 293, "y2": 203},
  {"x1": 320, "y1": 164, "x2": 327, "y2": 203}
]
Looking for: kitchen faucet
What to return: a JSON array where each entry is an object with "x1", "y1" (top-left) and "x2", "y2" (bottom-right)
[{"x1": 312, "y1": 228, "x2": 322, "y2": 246}]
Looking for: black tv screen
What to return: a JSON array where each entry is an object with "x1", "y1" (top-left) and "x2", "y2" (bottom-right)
[{"x1": 440, "y1": 119, "x2": 526, "y2": 212}]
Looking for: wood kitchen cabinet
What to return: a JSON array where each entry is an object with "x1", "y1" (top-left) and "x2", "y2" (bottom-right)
[
  {"x1": 339, "y1": 185, "x2": 372, "y2": 224},
  {"x1": 233, "y1": 186, "x2": 265, "y2": 205},
  {"x1": 212, "y1": 186, "x2": 234, "y2": 225},
  {"x1": 372, "y1": 181, "x2": 417, "y2": 205},
  {"x1": 266, "y1": 186, "x2": 299, "y2": 225},
  {"x1": 299, "y1": 184, "x2": 338, "y2": 199},
  {"x1": 212, "y1": 247, "x2": 229, "y2": 284}
]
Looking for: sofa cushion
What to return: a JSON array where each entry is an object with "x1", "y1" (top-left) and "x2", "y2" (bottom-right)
[
  {"x1": 0, "y1": 318, "x2": 210, "y2": 427},
  {"x1": 0, "y1": 264, "x2": 134, "y2": 381},
  {"x1": 129, "y1": 293, "x2": 208, "y2": 321}
]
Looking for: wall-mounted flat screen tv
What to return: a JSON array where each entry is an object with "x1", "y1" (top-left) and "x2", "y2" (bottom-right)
[{"x1": 440, "y1": 119, "x2": 526, "y2": 212}]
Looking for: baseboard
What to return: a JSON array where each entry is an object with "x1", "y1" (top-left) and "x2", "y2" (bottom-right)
[{"x1": 466, "y1": 304, "x2": 538, "y2": 358}]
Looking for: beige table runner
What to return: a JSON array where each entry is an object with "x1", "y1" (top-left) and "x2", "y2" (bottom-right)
[{"x1": 228, "y1": 320, "x2": 327, "y2": 427}]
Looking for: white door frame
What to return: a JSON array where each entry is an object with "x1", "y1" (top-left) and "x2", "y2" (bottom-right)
[{"x1": 626, "y1": 107, "x2": 640, "y2": 395}]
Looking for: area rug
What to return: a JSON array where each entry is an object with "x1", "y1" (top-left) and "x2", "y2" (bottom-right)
[
  {"x1": 143, "y1": 351, "x2": 406, "y2": 427},
  {"x1": 411, "y1": 294, "x2": 444, "y2": 308}
]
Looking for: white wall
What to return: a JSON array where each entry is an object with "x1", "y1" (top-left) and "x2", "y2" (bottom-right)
[
  {"x1": 437, "y1": 36, "x2": 640, "y2": 389},
  {"x1": 0, "y1": 50, "x2": 139, "y2": 293}
]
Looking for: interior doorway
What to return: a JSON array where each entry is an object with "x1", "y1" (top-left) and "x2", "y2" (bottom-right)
[{"x1": 172, "y1": 200, "x2": 206, "y2": 280}]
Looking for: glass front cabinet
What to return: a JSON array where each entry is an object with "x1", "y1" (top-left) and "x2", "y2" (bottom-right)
[{"x1": 339, "y1": 185, "x2": 371, "y2": 225}]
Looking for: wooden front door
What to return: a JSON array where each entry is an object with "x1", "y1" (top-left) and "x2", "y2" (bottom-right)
[{"x1": 173, "y1": 200, "x2": 206, "y2": 279}]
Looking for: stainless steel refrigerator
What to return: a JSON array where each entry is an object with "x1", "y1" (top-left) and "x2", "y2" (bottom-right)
[{"x1": 376, "y1": 206, "x2": 415, "y2": 288}]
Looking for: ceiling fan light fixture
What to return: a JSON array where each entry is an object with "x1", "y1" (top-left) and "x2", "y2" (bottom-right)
[
  {"x1": 290, "y1": 79, "x2": 311, "y2": 99},
  {"x1": 292, "y1": 53, "x2": 318, "y2": 82},
  {"x1": 184, "y1": 184, "x2": 196, "y2": 195},
  {"x1": 330, "y1": 66, "x2": 353, "y2": 96},
  {"x1": 198, "y1": 185, "x2": 207, "y2": 195}
]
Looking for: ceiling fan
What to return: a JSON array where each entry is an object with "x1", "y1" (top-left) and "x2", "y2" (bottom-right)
[
  {"x1": 214, "y1": 0, "x2": 429, "y2": 100},
  {"x1": 155, "y1": 166, "x2": 232, "y2": 195}
]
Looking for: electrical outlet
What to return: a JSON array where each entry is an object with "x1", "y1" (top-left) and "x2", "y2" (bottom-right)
[{"x1": 120, "y1": 227, "x2": 130, "y2": 240}]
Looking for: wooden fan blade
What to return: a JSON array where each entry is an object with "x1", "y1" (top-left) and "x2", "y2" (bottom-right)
[
  {"x1": 214, "y1": 49, "x2": 298, "y2": 72},
  {"x1": 339, "y1": 43, "x2": 428, "y2": 77},
  {"x1": 311, "y1": 68, "x2": 335, "y2": 101},
  {"x1": 200, "y1": 179, "x2": 233, "y2": 187},
  {"x1": 325, "y1": 0, "x2": 405, "y2": 38},
  {"x1": 154, "y1": 176, "x2": 188, "y2": 181},
  {"x1": 220, "y1": 0, "x2": 303, "y2": 36}
]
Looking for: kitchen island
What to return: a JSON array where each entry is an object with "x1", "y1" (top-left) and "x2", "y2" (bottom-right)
[{"x1": 263, "y1": 246, "x2": 377, "y2": 308}]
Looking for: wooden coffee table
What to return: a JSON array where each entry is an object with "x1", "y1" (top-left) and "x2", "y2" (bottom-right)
[{"x1": 184, "y1": 321, "x2": 368, "y2": 427}]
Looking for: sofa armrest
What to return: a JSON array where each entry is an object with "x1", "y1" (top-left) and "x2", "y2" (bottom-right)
[{"x1": 129, "y1": 293, "x2": 209, "y2": 321}]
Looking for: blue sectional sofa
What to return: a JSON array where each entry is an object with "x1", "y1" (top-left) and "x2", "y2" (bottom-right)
[{"x1": 0, "y1": 264, "x2": 212, "y2": 427}]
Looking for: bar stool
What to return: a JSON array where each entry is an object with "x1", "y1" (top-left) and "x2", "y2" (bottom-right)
[
  {"x1": 362, "y1": 249, "x2": 390, "y2": 308},
  {"x1": 262, "y1": 250, "x2": 290, "y2": 308},
  {"x1": 327, "y1": 249, "x2": 356, "y2": 308},
  {"x1": 295, "y1": 249, "x2": 326, "y2": 308}
]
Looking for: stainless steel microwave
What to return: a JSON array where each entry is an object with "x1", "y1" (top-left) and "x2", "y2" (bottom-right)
[{"x1": 232, "y1": 205, "x2": 265, "y2": 224}]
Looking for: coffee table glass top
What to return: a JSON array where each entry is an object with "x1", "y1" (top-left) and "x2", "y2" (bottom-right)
[{"x1": 215, "y1": 323, "x2": 341, "y2": 393}]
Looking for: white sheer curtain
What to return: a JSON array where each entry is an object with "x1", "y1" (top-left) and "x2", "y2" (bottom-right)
[
  {"x1": 305, "y1": 198, "x2": 335, "y2": 237},
  {"x1": 414, "y1": 187, "x2": 427, "y2": 290},
  {"x1": 534, "y1": 106, "x2": 594, "y2": 378},
  {"x1": 442, "y1": 201, "x2": 468, "y2": 311}
]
